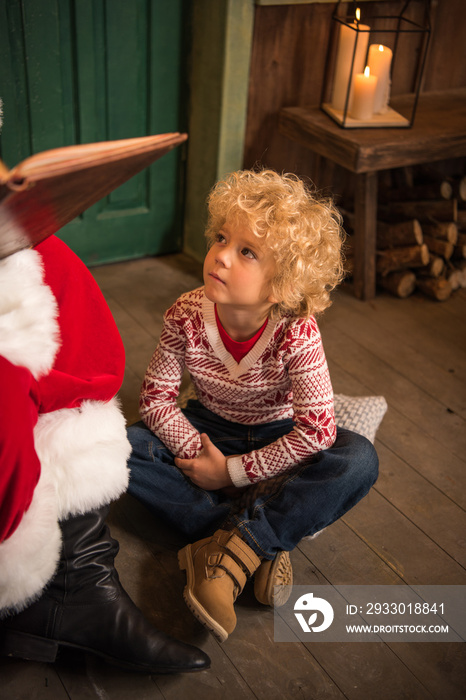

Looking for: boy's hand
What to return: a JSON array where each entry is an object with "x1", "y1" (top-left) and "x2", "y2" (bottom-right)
[{"x1": 175, "y1": 433, "x2": 233, "y2": 490}]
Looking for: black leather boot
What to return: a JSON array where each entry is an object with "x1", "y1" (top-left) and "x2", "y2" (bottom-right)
[{"x1": 0, "y1": 506, "x2": 210, "y2": 674}]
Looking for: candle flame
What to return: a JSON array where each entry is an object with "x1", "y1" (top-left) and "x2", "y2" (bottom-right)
[
  {"x1": 378, "y1": 44, "x2": 384, "y2": 52},
  {"x1": 364, "y1": 66, "x2": 370, "y2": 77},
  {"x1": 356, "y1": 7, "x2": 361, "y2": 22}
]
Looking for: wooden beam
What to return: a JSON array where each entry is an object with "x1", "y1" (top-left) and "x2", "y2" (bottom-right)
[{"x1": 353, "y1": 172, "x2": 377, "y2": 300}]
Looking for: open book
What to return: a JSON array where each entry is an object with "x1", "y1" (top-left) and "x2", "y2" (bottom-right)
[{"x1": 0, "y1": 132, "x2": 188, "y2": 259}]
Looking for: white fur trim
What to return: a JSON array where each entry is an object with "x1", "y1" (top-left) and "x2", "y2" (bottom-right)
[
  {"x1": 34, "y1": 397, "x2": 131, "y2": 519},
  {"x1": 0, "y1": 399, "x2": 130, "y2": 613},
  {"x1": 0, "y1": 248, "x2": 60, "y2": 377},
  {"x1": 0, "y1": 471, "x2": 61, "y2": 615}
]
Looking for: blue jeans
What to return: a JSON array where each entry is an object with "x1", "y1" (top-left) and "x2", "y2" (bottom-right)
[{"x1": 127, "y1": 400, "x2": 378, "y2": 559}]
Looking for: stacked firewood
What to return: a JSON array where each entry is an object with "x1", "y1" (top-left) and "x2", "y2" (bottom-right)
[{"x1": 343, "y1": 170, "x2": 466, "y2": 300}]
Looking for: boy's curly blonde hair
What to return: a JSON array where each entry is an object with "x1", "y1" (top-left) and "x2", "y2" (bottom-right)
[{"x1": 205, "y1": 169, "x2": 345, "y2": 318}]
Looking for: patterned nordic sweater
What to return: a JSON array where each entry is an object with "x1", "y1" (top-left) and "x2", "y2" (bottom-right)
[{"x1": 140, "y1": 287, "x2": 336, "y2": 487}]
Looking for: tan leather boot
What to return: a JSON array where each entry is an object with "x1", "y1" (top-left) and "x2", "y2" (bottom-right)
[
  {"x1": 178, "y1": 529, "x2": 261, "y2": 642},
  {"x1": 254, "y1": 551, "x2": 293, "y2": 607}
]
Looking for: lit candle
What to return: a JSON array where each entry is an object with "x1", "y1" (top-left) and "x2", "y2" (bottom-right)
[
  {"x1": 368, "y1": 44, "x2": 393, "y2": 113},
  {"x1": 331, "y1": 8, "x2": 370, "y2": 112},
  {"x1": 350, "y1": 66, "x2": 378, "y2": 120}
]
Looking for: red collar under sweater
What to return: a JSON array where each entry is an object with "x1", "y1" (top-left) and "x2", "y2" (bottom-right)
[{"x1": 214, "y1": 304, "x2": 268, "y2": 363}]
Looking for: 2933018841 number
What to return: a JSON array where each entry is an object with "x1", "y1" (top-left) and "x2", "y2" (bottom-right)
[{"x1": 366, "y1": 602, "x2": 445, "y2": 615}]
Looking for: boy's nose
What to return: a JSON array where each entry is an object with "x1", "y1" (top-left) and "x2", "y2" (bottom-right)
[{"x1": 215, "y1": 247, "x2": 231, "y2": 267}]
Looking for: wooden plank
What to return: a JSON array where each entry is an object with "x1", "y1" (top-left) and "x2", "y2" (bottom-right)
[
  {"x1": 441, "y1": 287, "x2": 466, "y2": 322},
  {"x1": 298, "y1": 516, "x2": 402, "y2": 585},
  {"x1": 423, "y1": 0, "x2": 466, "y2": 90},
  {"x1": 100, "y1": 295, "x2": 158, "y2": 424},
  {"x1": 377, "y1": 407, "x2": 466, "y2": 510},
  {"x1": 104, "y1": 296, "x2": 158, "y2": 368},
  {"x1": 320, "y1": 321, "x2": 466, "y2": 458},
  {"x1": 224, "y1": 610, "x2": 346, "y2": 700},
  {"x1": 295, "y1": 519, "x2": 460, "y2": 700},
  {"x1": 325, "y1": 351, "x2": 466, "y2": 510},
  {"x1": 381, "y1": 291, "x2": 466, "y2": 356},
  {"x1": 92, "y1": 254, "x2": 202, "y2": 344},
  {"x1": 380, "y1": 643, "x2": 466, "y2": 700},
  {"x1": 343, "y1": 488, "x2": 466, "y2": 584},
  {"x1": 339, "y1": 494, "x2": 466, "y2": 698},
  {"x1": 0, "y1": 659, "x2": 69, "y2": 700},
  {"x1": 299, "y1": 527, "x2": 466, "y2": 700},
  {"x1": 375, "y1": 442, "x2": 466, "y2": 567},
  {"x1": 279, "y1": 89, "x2": 466, "y2": 174},
  {"x1": 301, "y1": 640, "x2": 435, "y2": 700},
  {"x1": 333, "y1": 287, "x2": 466, "y2": 384},
  {"x1": 327, "y1": 291, "x2": 466, "y2": 419},
  {"x1": 296, "y1": 524, "x2": 428, "y2": 700},
  {"x1": 118, "y1": 365, "x2": 143, "y2": 427},
  {"x1": 56, "y1": 652, "x2": 166, "y2": 700},
  {"x1": 225, "y1": 549, "x2": 342, "y2": 699},
  {"x1": 353, "y1": 171, "x2": 377, "y2": 299}
]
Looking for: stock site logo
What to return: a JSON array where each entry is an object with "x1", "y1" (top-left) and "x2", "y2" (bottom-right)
[{"x1": 294, "y1": 592, "x2": 334, "y2": 633}]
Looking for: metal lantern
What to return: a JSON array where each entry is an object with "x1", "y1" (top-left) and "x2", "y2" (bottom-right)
[{"x1": 321, "y1": 0, "x2": 431, "y2": 128}]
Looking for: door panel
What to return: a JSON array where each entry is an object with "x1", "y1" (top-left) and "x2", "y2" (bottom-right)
[{"x1": 0, "y1": 0, "x2": 186, "y2": 265}]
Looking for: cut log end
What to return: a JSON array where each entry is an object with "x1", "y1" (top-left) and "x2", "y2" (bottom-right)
[
  {"x1": 416, "y1": 277, "x2": 453, "y2": 301},
  {"x1": 376, "y1": 244, "x2": 429, "y2": 276},
  {"x1": 379, "y1": 270, "x2": 416, "y2": 298}
]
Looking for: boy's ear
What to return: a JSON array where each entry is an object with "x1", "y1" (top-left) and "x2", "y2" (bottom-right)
[{"x1": 267, "y1": 291, "x2": 279, "y2": 304}]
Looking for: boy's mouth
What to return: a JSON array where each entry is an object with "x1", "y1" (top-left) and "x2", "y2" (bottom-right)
[{"x1": 209, "y1": 272, "x2": 225, "y2": 285}]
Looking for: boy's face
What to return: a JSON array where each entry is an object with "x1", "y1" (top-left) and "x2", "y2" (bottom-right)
[{"x1": 203, "y1": 217, "x2": 277, "y2": 313}]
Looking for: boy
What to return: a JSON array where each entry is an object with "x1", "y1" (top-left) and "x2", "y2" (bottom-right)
[{"x1": 127, "y1": 169, "x2": 378, "y2": 642}]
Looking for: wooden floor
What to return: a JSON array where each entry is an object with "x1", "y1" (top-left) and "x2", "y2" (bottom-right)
[{"x1": 2, "y1": 253, "x2": 465, "y2": 699}]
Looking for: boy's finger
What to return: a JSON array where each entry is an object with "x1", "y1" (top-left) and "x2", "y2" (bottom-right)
[
  {"x1": 175, "y1": 457, "x2": 190, "y2": 470},
  {"x1": 200, "y1": 433, "x2": 212, "y2": 449}
]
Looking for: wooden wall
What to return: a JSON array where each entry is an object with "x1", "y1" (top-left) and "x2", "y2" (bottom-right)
[{"x1": 243, "y1": 0, "x2": 466, "y2": 202}]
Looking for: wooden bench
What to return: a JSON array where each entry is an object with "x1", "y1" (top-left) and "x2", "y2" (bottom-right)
[{"x1": 279, "y1": 89, "x2": 466, "y2": 300}]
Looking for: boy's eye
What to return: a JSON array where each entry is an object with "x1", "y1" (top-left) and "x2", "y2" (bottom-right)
[
  {"x1": 215, "y1": 232, "x2": 226, "y2": 244},
  {"x1": 241, "y1": 247, "x2": 256, "y2": 259}
]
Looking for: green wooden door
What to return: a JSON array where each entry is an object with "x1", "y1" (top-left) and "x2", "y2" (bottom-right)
[{"x1": 0, "y1": 0, "x2": 186, "y2": 265}]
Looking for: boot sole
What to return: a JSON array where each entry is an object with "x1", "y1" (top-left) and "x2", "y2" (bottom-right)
[
  {"x1": 178, "y1": 545, "x2": 229, "y2": 643},
  {"x1": 254, "y1": 551, "x2": 293, "y2": 607},
  {"x1": 0, "y1": 628, "x2": 208, "y2": 674},
  {"x1": 0, "y1": 628, "x2": 59, "y2": 663}
]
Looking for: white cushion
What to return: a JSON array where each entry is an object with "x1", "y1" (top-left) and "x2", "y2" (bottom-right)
[{"x1": 334, "y1": 393, "x2": 387, "y2": 443}]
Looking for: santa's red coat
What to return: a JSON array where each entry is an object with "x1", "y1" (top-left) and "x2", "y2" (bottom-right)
[{"x1": 0, "y1": 236, "x2": 130, "y2": 612}]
